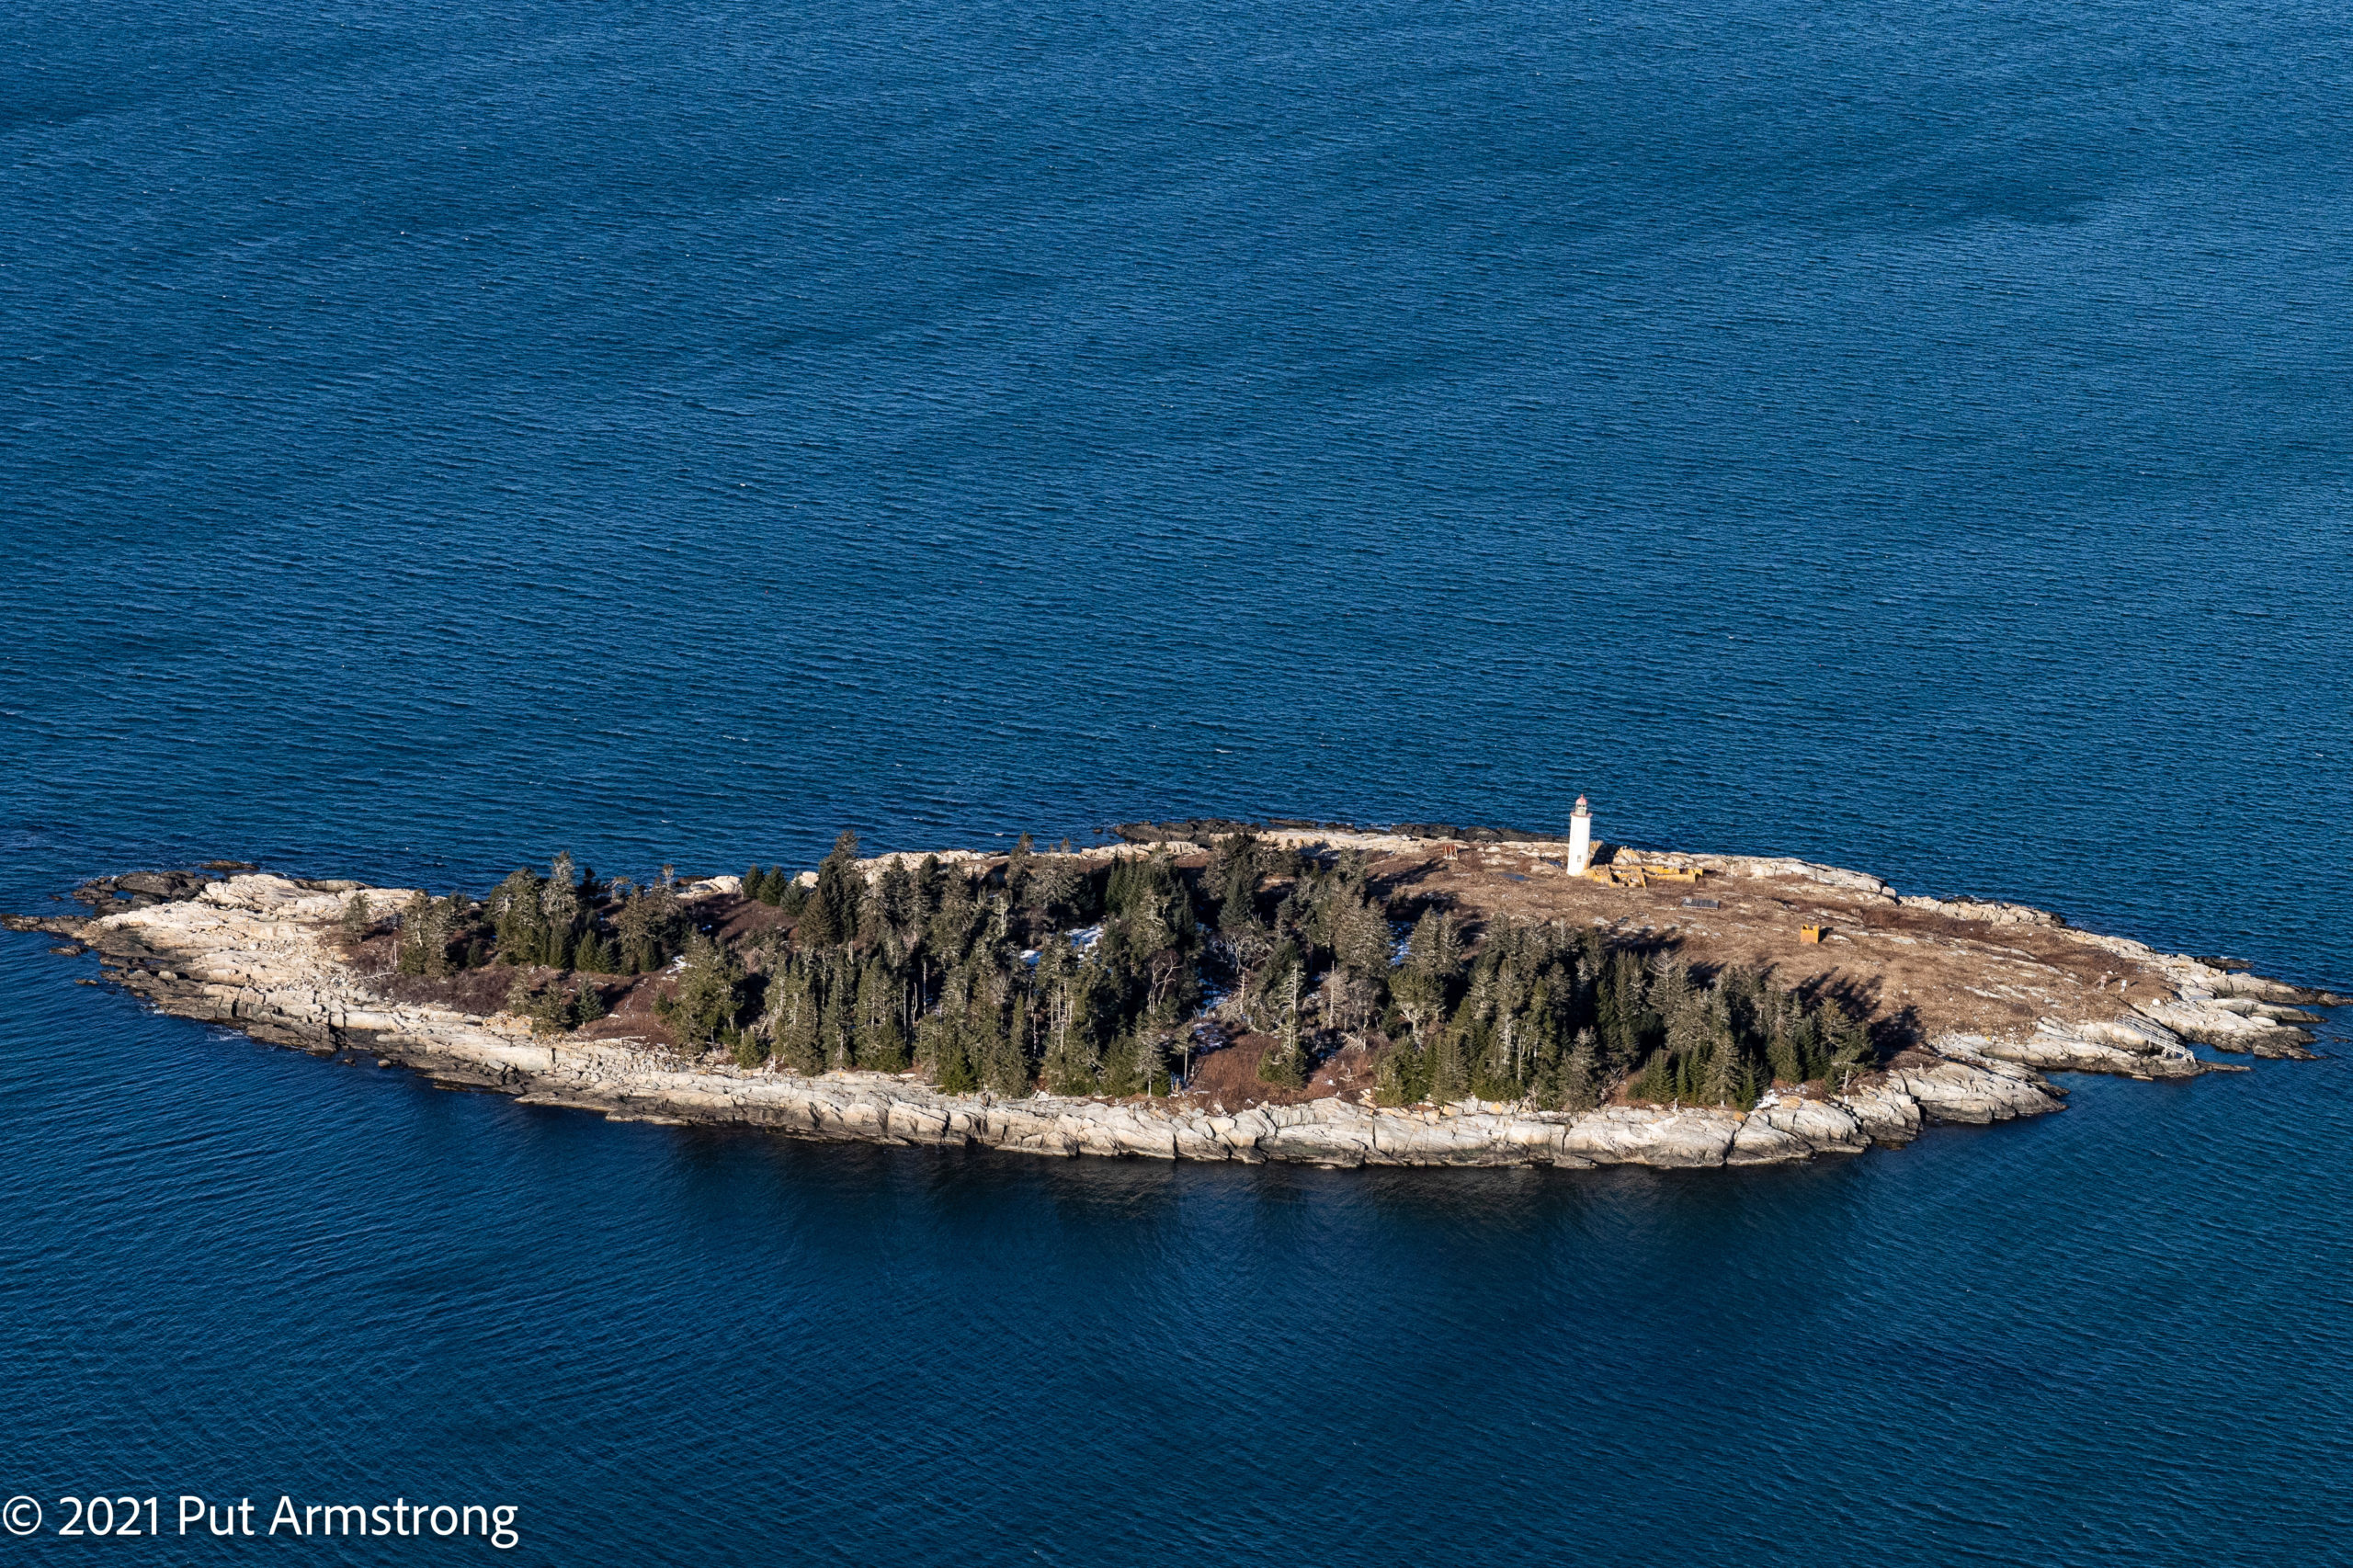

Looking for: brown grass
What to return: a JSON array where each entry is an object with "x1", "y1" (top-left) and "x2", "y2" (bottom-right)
[{"x1": 1381, "y1": 846, "x2": 2168, "y2": 1048}]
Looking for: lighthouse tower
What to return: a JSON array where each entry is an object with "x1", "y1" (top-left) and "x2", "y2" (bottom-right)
[{"x1": 1567, "y1": 796, "x2": 1594, "y2": 875}]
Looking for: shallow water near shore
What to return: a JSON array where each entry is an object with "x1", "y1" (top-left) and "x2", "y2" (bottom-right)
[{"x1": 5, "y1": 0, "x2": 2352, "y2": 1561}]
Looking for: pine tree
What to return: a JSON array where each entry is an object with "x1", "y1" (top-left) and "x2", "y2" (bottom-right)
[
  {"x1": 855, "y1": 958, "x2": 910, "y2": 1072},
  {"x1": 1825, "y1": 1011, "x2": 1876, "y2": 1091},
  {"x1": 924, "y1": 1013, "x2": 976, "y2": 1093},
  {"x1": 1631, "y1": 1048, "x2": 1677, "y2": 1104},
  {"x1": 1374, "y1": 1040, "x2": 1428, "y2": 1107},
  {"x1": 1386, "y1": 964, "x2": 1436, "y2": 1045},
  {"x1": 1405, "y1": 909, "x2": 1463, "y2": 985},
  {"x1": 983, "y1": 1001, "x2": 1032, "y2": 1097},
  {"x1": 540, "y1": 852, "x2": 582, "y2": 969},
  {"x1": 653, "y1": 934, "x2": 745, "y2": 1050},
  {"x1": 1653, "y1": 961, "x2": 1696, "y2": 1041},
  {"x1": 928, "y1": 875, "x2": 980, "y2": 964},
  {"x1": 1608, "y1": 949, "x2": 1660, "y2": 1073},
  {"x1": 614, "y1": 884, "x2": 683, "y2": 974},
  {"x1": 879, "y1": 860, "x2": 921, "y2": 940},
  {"x1": 487, "y1": 868, "x2": 548, "y2": 967},
  {"x1": 1696, "y1": 993, "x2": 1743, "y2": 1108},
  {"x1": 801, "y1": 831, "x2": 863, "y2": 948},
  {"x1": 1560, "y1": 1028, "x2": 1601, "y2": 1111},
  {"x1": 1427, "y1": 1022, "x2": 1471, "y2": 1104},
  {"x1": 394, "y1": 892, "x2": 429, "y2": 975},
  {"x1": 768, "y1": 964, "x2": 823, "y2": 1074},
  {"x1": 1029, "y1": 856, "x2": 1087, "y2": 925},
  {"x1": 1256, "y1": 955, "x2": 1308, "y2": 1088},
  {"x1": 574, "y1": 929, "x2": 615, "y2": 974},
  {"x1": 1005, "y1": 833, "x2": 1035, "y2": 911},
  {"x1": 819, "y1": 956, "x2": 854, "y2": 1069},
  {"x1": 1040, "y1": 960, "x2": 1098, "y2": 1096},
  {"x1": 1327, "y1": 889, "x2": 1392, "y2": 982},
  {"x1": 396, "y1": 892, "x2": 460, "y2": 978},
  {"x1": 1131, "y1": 1032, "x2": 1167, "y2": 1096},
  {"x1": 504, "y1": 971, "x2": 604, "y2": 1039}
]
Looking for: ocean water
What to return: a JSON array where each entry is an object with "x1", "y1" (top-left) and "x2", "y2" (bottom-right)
[{"x1": 3, "y1": 0, "x2": 2349, "y2": 1561}]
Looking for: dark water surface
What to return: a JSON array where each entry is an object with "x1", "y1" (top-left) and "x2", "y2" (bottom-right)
[{"x1": 4, "y1": 0, "x2": 2349, "y2": 1561}]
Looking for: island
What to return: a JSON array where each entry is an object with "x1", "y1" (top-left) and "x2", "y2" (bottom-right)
[{"x1": 7, "y1": 812, "x2": 2339, "y2": 1169}]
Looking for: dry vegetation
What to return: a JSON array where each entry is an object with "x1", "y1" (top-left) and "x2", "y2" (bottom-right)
[{"x1": 322, "y1": 830, "x2": 2184, "y2": 1116}]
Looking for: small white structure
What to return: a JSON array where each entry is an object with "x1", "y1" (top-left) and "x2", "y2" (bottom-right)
[{"x1": 1567, "y1": 795, "x2": 1594, "y2": 874}]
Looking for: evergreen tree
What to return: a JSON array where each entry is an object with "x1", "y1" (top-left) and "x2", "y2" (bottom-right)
[
  {"x1": 1597, "y1": 949, "x2": 1654, "y2": 1073},
  {"x1": 982, "y1": 1000, "x2": 1032, "y2": 1097},
  {"x1": 614, "y1": 883, "x2": 684, "y2": 973},
  {"x1": 487, "y1": 867, "x2": 548, "y2": 966},
  {"x1": 395, "y1": 892, "x2": 430, "y2": 976},
  {"x1": 1373, "y1": 1036, "x2": 1427, "y2": 1107},
  {"x1": 1202, "y1": 832, "x2": 1267, "y2": 932},
  {"x1": 1768, "y1": 1002, "x2": 1822, "y2": 1085},
  {"x1": 1029, "y1": 857, "x2": 1091, "y2": 926},
  {"x1": 1326, "y1": 888, "x2": 1392, "y2": 984},
  {"x1": 928, "y1": 874, "x2": 981, "y2": 964},
  {"x1": 1256, "y1": 949, "x2": 1309, "y2": 1088},
  {"x1": 1695, "y1": 991, "x2": 1745, "y2": 1108},
  {"x1": 396, "y1": 892, "x2": 462, "y2": 978},
  {"x1": 1004, "y1": 833, "x2": 1035, "y2": 910},
  {"x1": 1630, "y1": 1048, "x2": 1677, "y2": 1104},
  {"x1": 573, "y1": 928, "x2": 617, "y2": 974},
  {"x1": 504, "y1": 971, "x2": 605, "y2": 1039},
  {"x1": 1387, "y1": 911, "x2": 1462, "y2": 1062},
  {"x1": 654, "y1": 934, "x2": 746, "y2": 1050},
  {"x1": 879, "y1": 859, "x2": 923, "y2": 941},
  {"x1": 1558, "y1": 1028, "x2": 1602, "y2": 1111},
  {"x1": 767, "y1": 963, "x2": 823, "y2": 1074},
  {"x1": 924, "y1": 1012, "x2": 977, "y2": 1093},
  {"x1": 855, "y1": 957, "x2": 910, "y2": 1072},
  {"x1": 540, "y1": 852, "x2": 582, "y2": 969},
  {"x1": 819, "y1": 954, "x2": 855, "y2": 1069},
  {"x1": 1404, "y1": 909, "x2": 1463, "y2": 990},
  {"x1": 801, "y1": 831, "x2": 863, "y2": 948},
  {"x1": 1825, "y1": 1010, "x2": 1876, "y2": 1091},
  {"x1": 1038, "y1": 946, "x2": 1099, "y2": 1095},
  {"x1": 1113, "y1": 1031, "x2": 1166, "y2": 1096},
  {"x1": 1427, "y1": 1021, "x2": 1471, "y2": 1104}
]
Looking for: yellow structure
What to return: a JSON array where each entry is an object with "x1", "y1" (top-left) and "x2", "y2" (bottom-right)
[{"x1": 1586, "y1": 863, "x2": 1707, "y2": 889}]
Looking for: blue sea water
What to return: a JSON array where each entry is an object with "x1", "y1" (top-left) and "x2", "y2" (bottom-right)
[{"x1": 4, "y1": 0, "x2": 2350, "y2": 1561}]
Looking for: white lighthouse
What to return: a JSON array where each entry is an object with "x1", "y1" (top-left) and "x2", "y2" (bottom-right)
[{"x1": 1567, "y1": 795, "x2": 1593, "y2": 875}]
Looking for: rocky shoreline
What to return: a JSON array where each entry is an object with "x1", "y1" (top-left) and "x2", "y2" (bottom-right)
[{"x1": 6, "y1": 846, "x2": 2336, "y2": 1170}]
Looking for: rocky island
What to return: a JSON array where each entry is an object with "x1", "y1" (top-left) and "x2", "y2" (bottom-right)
[{"x1": 8, "y1": 815, "x2": 2339, "y2": 1169}]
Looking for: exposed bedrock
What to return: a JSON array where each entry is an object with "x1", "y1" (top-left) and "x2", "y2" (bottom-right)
[
  {"x1": 1953, "y1": 1015, "x2": 2208, "y2": 1080},
  {"x1": 11, "y1": 864, "x2": 2335, "y2": 1171},
  {"x1": 2129, "y1": 992, "x2": 2320, "y2": 1059}
]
